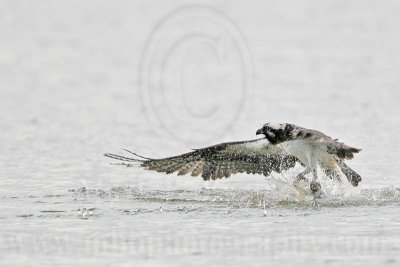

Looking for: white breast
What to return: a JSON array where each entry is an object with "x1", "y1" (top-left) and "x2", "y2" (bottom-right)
[
  {"x1": 279, "y1": 139, "x2": 334, "y2": 168},
  {"x1": 279, "y1": 140, "x2": 312, "y2": 165}
]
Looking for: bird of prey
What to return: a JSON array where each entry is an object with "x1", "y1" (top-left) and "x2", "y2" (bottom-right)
[{"x1": 104, "y1": 123, "x2": 362, "y2": 195}]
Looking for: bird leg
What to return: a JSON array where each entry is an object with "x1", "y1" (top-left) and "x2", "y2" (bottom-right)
[
  {"x1": 308, "y1": 151, "x2": 322, "y2": 194},
  {"x1": 309, "y1": 175, "x2": 321, "y2": 193}
]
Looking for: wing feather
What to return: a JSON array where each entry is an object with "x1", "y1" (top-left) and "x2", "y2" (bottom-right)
[
  {"x1": 104, "y1": 139, "x2": 299, "y2": 180},
  {"x1": 191, "y1": 161, "x2": 204, "y2": 177}
]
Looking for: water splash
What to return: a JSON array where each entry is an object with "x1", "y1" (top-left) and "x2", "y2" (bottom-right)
[{"x1": 69, "y1": 183, "x2": 400, "y2": 210}]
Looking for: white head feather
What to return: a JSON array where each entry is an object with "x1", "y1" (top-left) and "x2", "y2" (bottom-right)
[{"x1": 265, "y1": 123, "x2": 283, "y2": 130}]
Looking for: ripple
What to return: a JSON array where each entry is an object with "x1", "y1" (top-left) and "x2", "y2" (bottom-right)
[
  {"x1": 39, "y1": 210, "x2": 66, "y2": 213},
  {"x1": 16, "y1": 214, "x2": 34, "y2": 218}
]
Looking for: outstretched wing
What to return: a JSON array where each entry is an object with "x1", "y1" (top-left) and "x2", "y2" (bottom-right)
[{"x1": 104, "y1": 139, "x2": 299, "y2": 180}]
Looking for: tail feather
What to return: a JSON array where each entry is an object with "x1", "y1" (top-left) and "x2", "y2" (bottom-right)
[{"x1": 327, "y1": 144, "x2": 361, "y2": 160}]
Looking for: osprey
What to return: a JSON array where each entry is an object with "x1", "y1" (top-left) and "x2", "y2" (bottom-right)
[{"x1": 104, "y1": 123, "x2": 362, "y2": 194}]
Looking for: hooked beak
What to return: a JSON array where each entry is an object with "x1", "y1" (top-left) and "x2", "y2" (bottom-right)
[{"x1": 256, "y1": 128, "x2": 264, "y2": 136}]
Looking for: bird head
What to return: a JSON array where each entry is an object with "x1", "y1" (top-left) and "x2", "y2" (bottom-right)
[{"x1": 256, "y1": 123, "x2": 293, "y2": 144}]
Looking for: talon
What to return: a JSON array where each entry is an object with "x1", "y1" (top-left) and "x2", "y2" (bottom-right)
[
  {"x1": 350, "y1": 175, "x2": 362, "y2": 187},
  {"x1": 310, "y1": 181, "x2": 321, "y2": 193}
]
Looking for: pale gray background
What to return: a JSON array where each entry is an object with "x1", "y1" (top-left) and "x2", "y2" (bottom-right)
[{"x1": 1, "y1": 1, "x2": 400, "y2": 266}]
